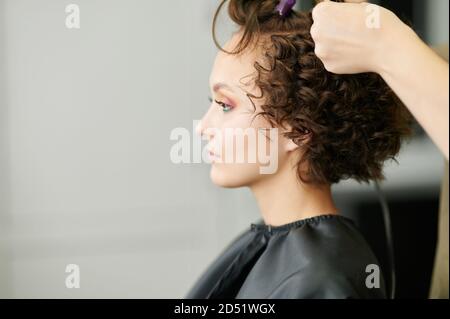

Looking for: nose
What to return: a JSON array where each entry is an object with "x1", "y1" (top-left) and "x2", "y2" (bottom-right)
[{"x1": 196, "y1": 106, "x2": 217, "y2": 140}]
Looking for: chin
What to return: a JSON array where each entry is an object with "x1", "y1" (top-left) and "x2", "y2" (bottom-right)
[{"x1": 209, "y1": 164, "x2": 259, "y2": 189}]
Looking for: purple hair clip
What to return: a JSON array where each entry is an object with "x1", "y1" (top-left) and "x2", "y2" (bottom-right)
[{"x1": 276, "y1": 0, "x2": 297, "y2": 17}]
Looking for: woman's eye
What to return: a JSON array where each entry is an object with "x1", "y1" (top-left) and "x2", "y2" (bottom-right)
[
  {"x1": 214, "y1": 99, "x2": 233, "y2": 113},
  {"x1": 207, "y1": 97, "x2": 234, "y2": 113}
]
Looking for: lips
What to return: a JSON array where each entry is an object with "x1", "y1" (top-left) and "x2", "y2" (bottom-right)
[
  {"x1": 208, "y1": 150, "x2": 220, "y2": 161},
  {"x1": 207, "y1": 146, "x2": 221, "y2": 162},
  {"x1": 207, "y1": 139, "x2": 222, "y2": 162}
]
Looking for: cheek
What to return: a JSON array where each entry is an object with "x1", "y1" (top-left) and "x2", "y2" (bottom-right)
[
  {"x1": 216, "y1": 117, "x2": 266, "y2": 164},
  {"x1": 208, "y1": 117, "x2": 281, "y2": 188},
  {"x1": 210, "y1": 128, "x2": 261, "y2": 188}
]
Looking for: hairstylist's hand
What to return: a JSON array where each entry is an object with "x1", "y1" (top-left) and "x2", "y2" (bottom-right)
[
  {"x1": 310, "y1": 0, "x2": 415, "y2": 74},
  {"x1": 311, "y1": 1, "x2": 450, "y2": 160}
]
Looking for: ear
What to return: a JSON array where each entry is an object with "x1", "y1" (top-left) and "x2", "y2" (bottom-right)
[
  {"x1": 285, "y1": 138, "x2": 300, "y2": 152},
  {"x1": 281, "y1": 124, "x2": 312, "y2": 152},
  {"x1": 285, "y1": 134, "x2": 312, "y2": 151}
]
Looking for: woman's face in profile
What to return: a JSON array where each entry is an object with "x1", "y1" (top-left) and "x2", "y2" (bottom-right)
[{"x1": 197, "y1": 32, "x2": 297, "y2": 189}]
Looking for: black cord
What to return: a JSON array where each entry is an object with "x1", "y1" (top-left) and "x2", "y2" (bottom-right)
[{"x1": 374, "y1": 180, "x2": 396, "y2": 299}]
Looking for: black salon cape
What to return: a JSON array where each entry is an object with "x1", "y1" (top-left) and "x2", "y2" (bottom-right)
[{"x1": 185, "y1": 215, "x2": 387, "y2": 299}]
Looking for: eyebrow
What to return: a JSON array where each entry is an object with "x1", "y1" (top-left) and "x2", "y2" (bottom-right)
[{"x1": 212, "y1": 83, "x2": 237, "y2": 94}]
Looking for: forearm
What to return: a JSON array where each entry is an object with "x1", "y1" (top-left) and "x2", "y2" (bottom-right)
[{"x1": 379, "y1": 25, "x2": 449, "y2": 160}]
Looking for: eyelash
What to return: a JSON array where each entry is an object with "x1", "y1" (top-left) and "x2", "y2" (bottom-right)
[{"x1": 208, "y1": 97, "x2": 233, "y2": 113}]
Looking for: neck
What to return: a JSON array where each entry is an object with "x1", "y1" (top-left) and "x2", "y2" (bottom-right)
[{"x1": 249, "y1": 163, "x2": 339, "y2": 227}]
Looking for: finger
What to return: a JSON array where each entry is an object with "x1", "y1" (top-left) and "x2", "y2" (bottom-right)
[
  {"x1": 312, "y1": 1, "x2": 336, "y2": 21},
  {"x1": 312, "y1": 0, "x2": 367, "y2": 21},
  {"x1": 315, "y1": 0, "x2": 367, "y2": 4}
]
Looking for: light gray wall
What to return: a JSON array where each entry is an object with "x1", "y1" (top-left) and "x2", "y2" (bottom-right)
[
  {"x1": 0, "y1": 0, "x2": 259, "y2": 298},
  {"x1": 0, "y1": 0, "x2": 13, "y2": 298},
  {"x1": 425, "y1": 0, "x2": 449, "y2": 45}
]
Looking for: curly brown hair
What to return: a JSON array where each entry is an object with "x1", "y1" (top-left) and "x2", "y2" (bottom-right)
[{"x1": 212, "y1": 0, "x2": 412, "y2": 185}]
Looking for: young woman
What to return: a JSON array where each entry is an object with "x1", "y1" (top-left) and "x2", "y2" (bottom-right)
[{"x1": 186, "y1": 0, "x2": 411, "y2": 299}]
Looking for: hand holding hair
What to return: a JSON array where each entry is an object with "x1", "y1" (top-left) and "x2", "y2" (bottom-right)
[{"x1": 310, "y1": 0, "x2": 449, "y2": 160}]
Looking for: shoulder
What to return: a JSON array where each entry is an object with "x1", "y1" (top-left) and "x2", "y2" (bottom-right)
[
  {"x1": 266, "y1": 216, "x2": 387, "y2": 299},
  {"x1": 267, "y1": 262, "x2": 386, "y2": 299},
  {"x1": 284, "y1": 215, "x2": 381, "y2": 266}
]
